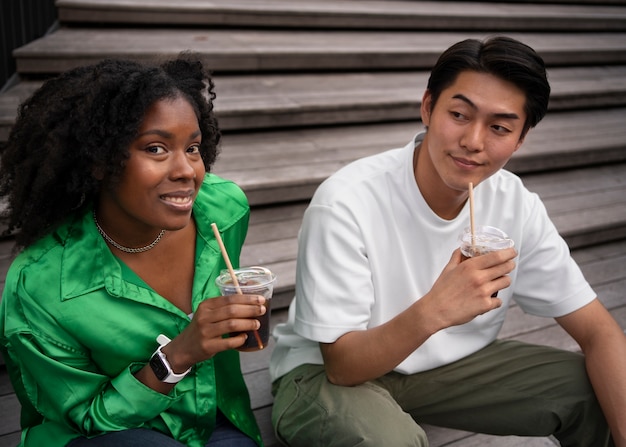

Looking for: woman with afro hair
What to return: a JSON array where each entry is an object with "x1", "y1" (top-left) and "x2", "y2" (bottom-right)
[{"x1": 0, "y1": 54, "x2": 265, "y2": 447}]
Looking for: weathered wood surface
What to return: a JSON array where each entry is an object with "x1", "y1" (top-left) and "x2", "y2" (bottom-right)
[
  {"x1": 3, "y1": 65, "x2": 626, "y2": 140},
  {"x1": 56, "y1": 0, "x2": 626, "y2": 30},
  {"x1": 12, "y1": 28, "x2": 626, "y2": 75},
  {"x1": 213, "y1": 108, "x2": 626, "y2": 206}
]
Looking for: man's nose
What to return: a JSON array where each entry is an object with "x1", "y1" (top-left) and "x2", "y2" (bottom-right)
[{"x1": 460, "y1": 122, "x2": 485, "y2": 152}]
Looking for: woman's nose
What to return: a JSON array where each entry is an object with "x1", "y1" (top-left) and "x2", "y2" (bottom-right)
[{"x1": 170, "y1": 151, "x2": 197, "y2": 180}]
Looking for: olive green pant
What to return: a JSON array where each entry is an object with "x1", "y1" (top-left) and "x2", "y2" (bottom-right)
[{"x1": 271, "y1": 340, "x2": 613, "y2": 447}]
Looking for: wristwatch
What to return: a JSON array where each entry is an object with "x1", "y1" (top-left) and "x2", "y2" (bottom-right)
[{"x1": 149, "y1": 334, "x2": 191, "y2": 383}]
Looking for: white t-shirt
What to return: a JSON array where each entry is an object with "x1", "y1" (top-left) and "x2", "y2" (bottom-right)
[{"x1": 269, "y1": 133, "x2": 596, "y2": 381}]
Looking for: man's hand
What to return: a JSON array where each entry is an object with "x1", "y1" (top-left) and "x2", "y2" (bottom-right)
[
  {"x1": 420, "y1": 247, "x2": 516, "y2": 332},
  {"x1": 321, "y1": 247, "x2": 516, "y2": 386}
]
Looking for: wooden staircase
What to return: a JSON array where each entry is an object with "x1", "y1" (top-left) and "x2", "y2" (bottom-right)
[{"x1": 1, "y1": 1, "x2": 626, "y2": 446}]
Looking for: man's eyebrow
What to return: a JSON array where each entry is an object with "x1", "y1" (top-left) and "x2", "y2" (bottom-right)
[{"x1": 452, "y1": 94, "x2": 521, "y2": 120}]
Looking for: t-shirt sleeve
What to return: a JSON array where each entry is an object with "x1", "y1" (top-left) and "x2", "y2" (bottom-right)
[
  {"x1": 294, "y1": 202, "x2": 375, "y2": 343},
  {"x1": 512, "y1": 193, "x2": 596, "y2": 317}
]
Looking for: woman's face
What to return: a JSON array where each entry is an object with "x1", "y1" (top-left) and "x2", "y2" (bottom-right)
[{"x1": 97, "y1": 95, "x2": 206, "y2": 240}]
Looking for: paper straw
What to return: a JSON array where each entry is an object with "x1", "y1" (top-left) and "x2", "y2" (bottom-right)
[
  {"x1": 468, "y1": 182, "x2": 476, "y2": 247},
  {"x1": 211, "y1": 223, "x2": 263, "y2": 349}
]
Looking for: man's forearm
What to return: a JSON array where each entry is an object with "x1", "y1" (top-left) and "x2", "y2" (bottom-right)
[{"x1": 584, "y1": 328, "x2": 626, "y2": 446}]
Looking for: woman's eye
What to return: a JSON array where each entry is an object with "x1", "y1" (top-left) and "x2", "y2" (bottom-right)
[
  {"x1": 146, "y1": 145, "x2": 166, "y2": 154},
  {"x1": 187, "y1": 144, "x2": 201, "y2": 154}
]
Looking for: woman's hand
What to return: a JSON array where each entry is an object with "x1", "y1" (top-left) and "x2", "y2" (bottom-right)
[
  {"x1": 135, "y1": 294, "x2": 266, "y2": 393},
  {"x1": 165, "y1": 294, "x2": 267, "y2": 372}
]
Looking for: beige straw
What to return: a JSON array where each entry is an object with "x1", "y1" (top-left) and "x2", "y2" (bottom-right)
[
  {"x1": 468, "y1": 182, "x2": 476, "y2": 247},
  {"x1": 211, "y1": 223, "x2": 263, "y2": 349}
]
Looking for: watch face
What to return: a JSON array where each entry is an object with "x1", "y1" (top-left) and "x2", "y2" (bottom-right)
[{"x1": 150, "y1": 353, "x2": 169, "y2": 381}]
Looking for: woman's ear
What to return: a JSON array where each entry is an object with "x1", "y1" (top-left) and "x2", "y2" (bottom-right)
[{"x1": 91, "y1": 166, "x2": 105, "y2": 181}]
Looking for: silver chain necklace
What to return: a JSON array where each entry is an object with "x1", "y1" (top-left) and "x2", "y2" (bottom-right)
[{"x1": 93, "y1": 211, "x2": 166, "y2": 254}]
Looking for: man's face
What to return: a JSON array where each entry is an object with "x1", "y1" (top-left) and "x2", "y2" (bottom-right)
[{"x1": 420, "y1": 70, "x2": 528, "y2": 194}]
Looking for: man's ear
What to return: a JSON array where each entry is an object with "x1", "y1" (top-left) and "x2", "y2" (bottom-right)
[
  {"x1": 421, "y1": 90, "x2": 432, "y2": 127},
  {"x1": 515, "y1": 130, "x2": 528, "y2": 152}
]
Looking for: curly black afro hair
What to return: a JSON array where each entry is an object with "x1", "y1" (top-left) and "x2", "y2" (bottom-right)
[{"x1": 0, "y1": 53, "x2": 221, "y2": 249}]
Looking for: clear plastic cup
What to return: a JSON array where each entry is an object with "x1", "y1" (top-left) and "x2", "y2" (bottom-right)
[
  {"x1": 460, "y1": 225, "x2": 514, "y2": 259},
  {"x1": 459, "y1": 226, "x2": 514, "y2": 297},
  {"x1": 215, "y1": 266, "x2": 276, "y2": 351}
]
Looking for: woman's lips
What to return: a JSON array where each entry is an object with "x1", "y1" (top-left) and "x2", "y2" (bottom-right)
[{"x1": 161, "y1": 193, "x2": 194, "y2": 210}]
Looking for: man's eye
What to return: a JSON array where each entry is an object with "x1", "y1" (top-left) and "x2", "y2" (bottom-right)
[
  {"x1": 451, "y1": 111, "x2": 466, "y2": 120},
  {"x1": 492, "y1": 125, "x2": 512, "y2": 133}
]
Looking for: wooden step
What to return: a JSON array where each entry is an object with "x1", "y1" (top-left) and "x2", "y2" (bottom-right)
[
  {"x1": 56, "y1": 0, "x2": 626, "y2": 31},
  {"x1": 2, "y1": 66, "x2": 626, "y2": 141},
  {"x1": 12, "y1": 28, "x2": 626, "y2": 75},
  {"x1": 212, "y1": 107, "x2": 626, "y2": 206},
  {"x1": 241, "y1": 162, "x2": 626, "y2": 310},
  {"x1": 471, "y1": 0, "x2": 626, "y2": 4}
]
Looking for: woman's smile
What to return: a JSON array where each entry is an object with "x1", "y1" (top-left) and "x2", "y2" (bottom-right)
[{"x1": 97, "y1": 95, "x2": 206, "y2": 239}]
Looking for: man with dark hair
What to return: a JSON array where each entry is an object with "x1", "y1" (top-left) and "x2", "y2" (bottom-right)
[{"x1": 269, "y1": 37, "x2": 626, "y2": 446}]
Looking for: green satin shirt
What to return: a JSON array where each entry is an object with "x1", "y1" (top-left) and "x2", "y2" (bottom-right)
[{"x1": 0, "y1": 174, "x2": 263, "y2": 447}]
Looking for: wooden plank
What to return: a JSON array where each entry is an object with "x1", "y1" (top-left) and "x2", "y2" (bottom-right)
[
  {"x1": 12, "y1": 29, "x2": 626, "y2": 74},
  {"x1": 212, "y1": 108, "x2": 626, "y2": 205},
  {"x1": 5, "y1": 66, "x2": 626, "y2": 137},
  {"x1": 442, "y1": 433, "x2": 559, "y2": 446},
  {"x1": 213, "y1": 66, "x2": 626, "y2": 130},
  {"x1": 0, "y1": 368, "x2": 13, "y2": 396},
  {"x1": 512, "y1": 306, "x2": 626, "y2": 352},
  {"x1": 251, "y1": 406, "x2": 278, "y2": 447},
  {"x1": 0, "y1": 394, "x2": 20, "y2": 441},
  {"x1": 522, "y1": 163, "x2": 626, "y2": 199},
  {"x1": 0, "y1": 431, "x2": 21, "y2": 447},
  {"x1": 56, "y1": 0, "x2": 626, "y2": 31}
]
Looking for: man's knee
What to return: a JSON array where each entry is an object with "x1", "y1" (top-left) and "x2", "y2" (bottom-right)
[{"x1": 272, "y1": 365, "x2": 428, "y2": 447}]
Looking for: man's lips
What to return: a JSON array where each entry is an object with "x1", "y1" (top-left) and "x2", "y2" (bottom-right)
[{"x1": 451, "y1": 155, "x2": 482, "y2": 168}]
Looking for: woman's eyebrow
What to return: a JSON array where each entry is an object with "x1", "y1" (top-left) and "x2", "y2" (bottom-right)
[{"x1": 137, "y1": 129, "x2": 202, "y2": 139}]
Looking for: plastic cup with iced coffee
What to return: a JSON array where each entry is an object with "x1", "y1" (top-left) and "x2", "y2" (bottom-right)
[
  {"x1": 459, "y1": 225, "x2": 514, "y2": 297},
  {"x1": 215, "y1": 266, "x2": 276, "y2": 351}
]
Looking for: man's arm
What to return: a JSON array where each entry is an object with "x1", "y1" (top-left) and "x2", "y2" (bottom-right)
[
  {"x1": 556, "y1": 299, "x2": 626, "y2": 446},
  {"x1": 321, "y1": 248, "x2": 515, "y2": 386}
]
